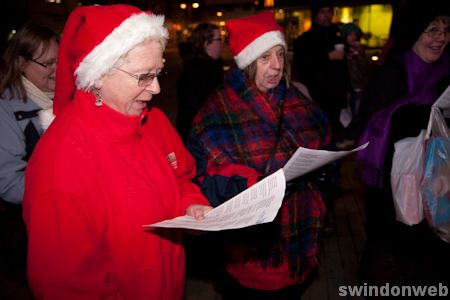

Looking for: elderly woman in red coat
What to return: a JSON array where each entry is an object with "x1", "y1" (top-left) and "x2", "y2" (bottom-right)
[{"x1": 22, "y1": 5, "x2": 211, "y2": 299}]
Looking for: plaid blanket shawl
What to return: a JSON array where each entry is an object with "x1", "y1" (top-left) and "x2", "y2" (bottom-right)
[{"x1": 188, "y1": 67, "x2": 331, "y2": 280}]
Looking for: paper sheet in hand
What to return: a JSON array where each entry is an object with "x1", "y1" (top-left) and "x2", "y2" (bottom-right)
[
  {"x1": 144, "y1": 169, "x2": 286, "y2": 231},
  {"x1": 282, "y1": 142, "x2": 369, "y2": 182}
]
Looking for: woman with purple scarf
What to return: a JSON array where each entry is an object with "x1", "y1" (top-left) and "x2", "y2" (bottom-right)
[{"x1": 356, "y1": 1, "x2": 450, "y2": 285}]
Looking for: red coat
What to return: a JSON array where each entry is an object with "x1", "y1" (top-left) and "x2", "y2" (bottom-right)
[{"x1": 23, "y1": 90, "x2": 208, "y2": 300}]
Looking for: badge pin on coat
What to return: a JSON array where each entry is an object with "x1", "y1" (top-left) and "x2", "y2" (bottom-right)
[{"x1": 166, "y1": 152, "x2": 178, "y2": 169}]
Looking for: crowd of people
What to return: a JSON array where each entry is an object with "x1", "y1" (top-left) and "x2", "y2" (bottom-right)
[{"x1": 0, "y1": 0, "x2": 449, "y2": 299}]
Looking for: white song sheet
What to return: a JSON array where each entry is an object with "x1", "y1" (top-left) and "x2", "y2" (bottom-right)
[
  {"x1": 282, "y1": 142, "x2": 369, "y2": 182},
  {"x1": 144, "y1": 169, "x2": 286, "y2": 231},
  {"x1": 145, "y1": 143, "x2": 369, "y2": 231}
]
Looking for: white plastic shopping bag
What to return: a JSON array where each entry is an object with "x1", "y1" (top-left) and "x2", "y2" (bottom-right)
[{"x1": 391, "y1": 130, "x2": 426, "y2": 225}]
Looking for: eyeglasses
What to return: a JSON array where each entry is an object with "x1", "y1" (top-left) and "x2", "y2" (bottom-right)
[
  {"x1": 28, "y1": 58, "x2": 57, "y2": 68},
  {"x1": 423, "y1": 27, "x2": 449, "y2": 39},
  {"x1": 115, "y1": 68, "x2": 166, "y2": 87}
]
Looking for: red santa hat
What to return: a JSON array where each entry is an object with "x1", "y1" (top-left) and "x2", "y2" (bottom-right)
[
  {"x1": 226, "y1": 11, "x2": 286, "y2": 69},
  {"x1": 52, "y1": 4, "x2": 168, "y2": 117}
]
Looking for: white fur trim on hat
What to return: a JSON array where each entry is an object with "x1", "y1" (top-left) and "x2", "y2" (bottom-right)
[
  {"x1": 76, "y1": 13, "x2": 168, "y2": 90},
  {"x1": 234, "y1": 30, "x2": 286, "y2": 69}
]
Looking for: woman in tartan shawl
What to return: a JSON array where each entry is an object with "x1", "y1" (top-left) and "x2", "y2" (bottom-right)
[{"x1": 187, "y1": 11, "x2": 331, "y2": 299}]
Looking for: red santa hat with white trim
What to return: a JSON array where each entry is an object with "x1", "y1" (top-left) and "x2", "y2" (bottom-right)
[
  {"x1": 50, "y1": 4, "x2": 168, "y2": 121},
  {"x1": 226, "y1": 11, "x2": 286, "y2": 69}
]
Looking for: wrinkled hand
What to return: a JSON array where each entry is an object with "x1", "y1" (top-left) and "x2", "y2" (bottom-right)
[{"x1": 186, "y1": 204, "x2": 213, "y2": 220}]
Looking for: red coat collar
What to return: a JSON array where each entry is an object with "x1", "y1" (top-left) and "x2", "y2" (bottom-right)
[{"x1": 73, "y1": 90, "x2": 147, "y2": 143}]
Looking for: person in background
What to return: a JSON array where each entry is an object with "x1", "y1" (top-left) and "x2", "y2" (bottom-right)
[
  {"x1": 22, "y1": 5, "x2": 211, "y2": 299},
  {"x1": 0, "y1": 22, "x2": 58, "y2": 283},
  {"x1": 188, "y1": 11, "x2": 331, "y2": 299},
  {"x1": 293, "y1": 0, "x2": 351, "y2": 148},
  {"x1": 340, "y1": 22, "x2": 372, "y2": 145},
  {"x1": 176, "y1": 23, "x2": 224, "y2": 142},
  {"x1": 0, "y1": 22, "x2": 58, "y2": 205},
  {"x1": 356, "y1": 1, "x2": 450, "y2": 285},
  {"x1": 176, "y1": 22, "x2": 225, "y2": 283},
  {"x1": 293, "y1": 0, "x2": 350, "y2": 235},
  {"x1": 341, "y1": 22, "x2": 370, "y2": 117}
]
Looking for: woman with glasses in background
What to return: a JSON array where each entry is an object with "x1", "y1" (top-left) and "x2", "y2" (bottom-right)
[
  {"x1": 356, "y1": 1, "x2": 450, "y2": 286},
  {"x1": 22, "y1": 5, "x2": 211, "y2": 299},
  {"x1": 0, "y1": 22, "x2": 58, "y2": 285},
  {"x1": 0, "y1": 22, "x2": 58, "y2": 205}
]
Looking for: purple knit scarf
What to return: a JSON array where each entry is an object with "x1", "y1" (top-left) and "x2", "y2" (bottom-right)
[{"x1": 357, "y1": 50, "x2": 450, "y2": 188}]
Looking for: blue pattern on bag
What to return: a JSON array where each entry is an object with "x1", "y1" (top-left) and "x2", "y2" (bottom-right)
[{"x1": 422, "y1": 137, "x2": 450, "y2": 227}]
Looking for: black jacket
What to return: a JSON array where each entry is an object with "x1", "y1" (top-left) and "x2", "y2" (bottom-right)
[
  {"x1": 176, "y1": 53, "x2": 224, "y2": 142},
  {"x1": 293, "y1": 24, "x2": 351, "y2": 119}
]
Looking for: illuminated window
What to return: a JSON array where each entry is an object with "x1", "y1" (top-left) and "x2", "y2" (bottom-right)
[
  {"x1": 46, "y1": 0, "x2": 62, "y2": 3},
  {"x1": 340, "y1": 7, "x2": 352, "y2": 24},
  {"x1": 264, "y1": 0, "x2": 274, "y2": 8},
  {"x1": 287, "y1": 4, "x2": 392, "y2": 49}
]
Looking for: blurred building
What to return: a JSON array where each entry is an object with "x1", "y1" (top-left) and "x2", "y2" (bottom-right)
[
  {"x1": 1, "y1": 0, "x2": 394, "y2": 55},
  {"x1": 170, "y1": 0, "x2": 393, "y2": 53},
  {"x1": 275, "y1": 1, "x2": 392, "y2": 51}
]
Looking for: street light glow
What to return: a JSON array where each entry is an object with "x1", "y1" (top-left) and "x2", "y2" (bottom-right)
[
  {"x1": 192, "y1": 3, "x2": 200, "y2": 9},
  {"x1": 180, "y1": 3, "x2": 187, "y2": 9}
]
